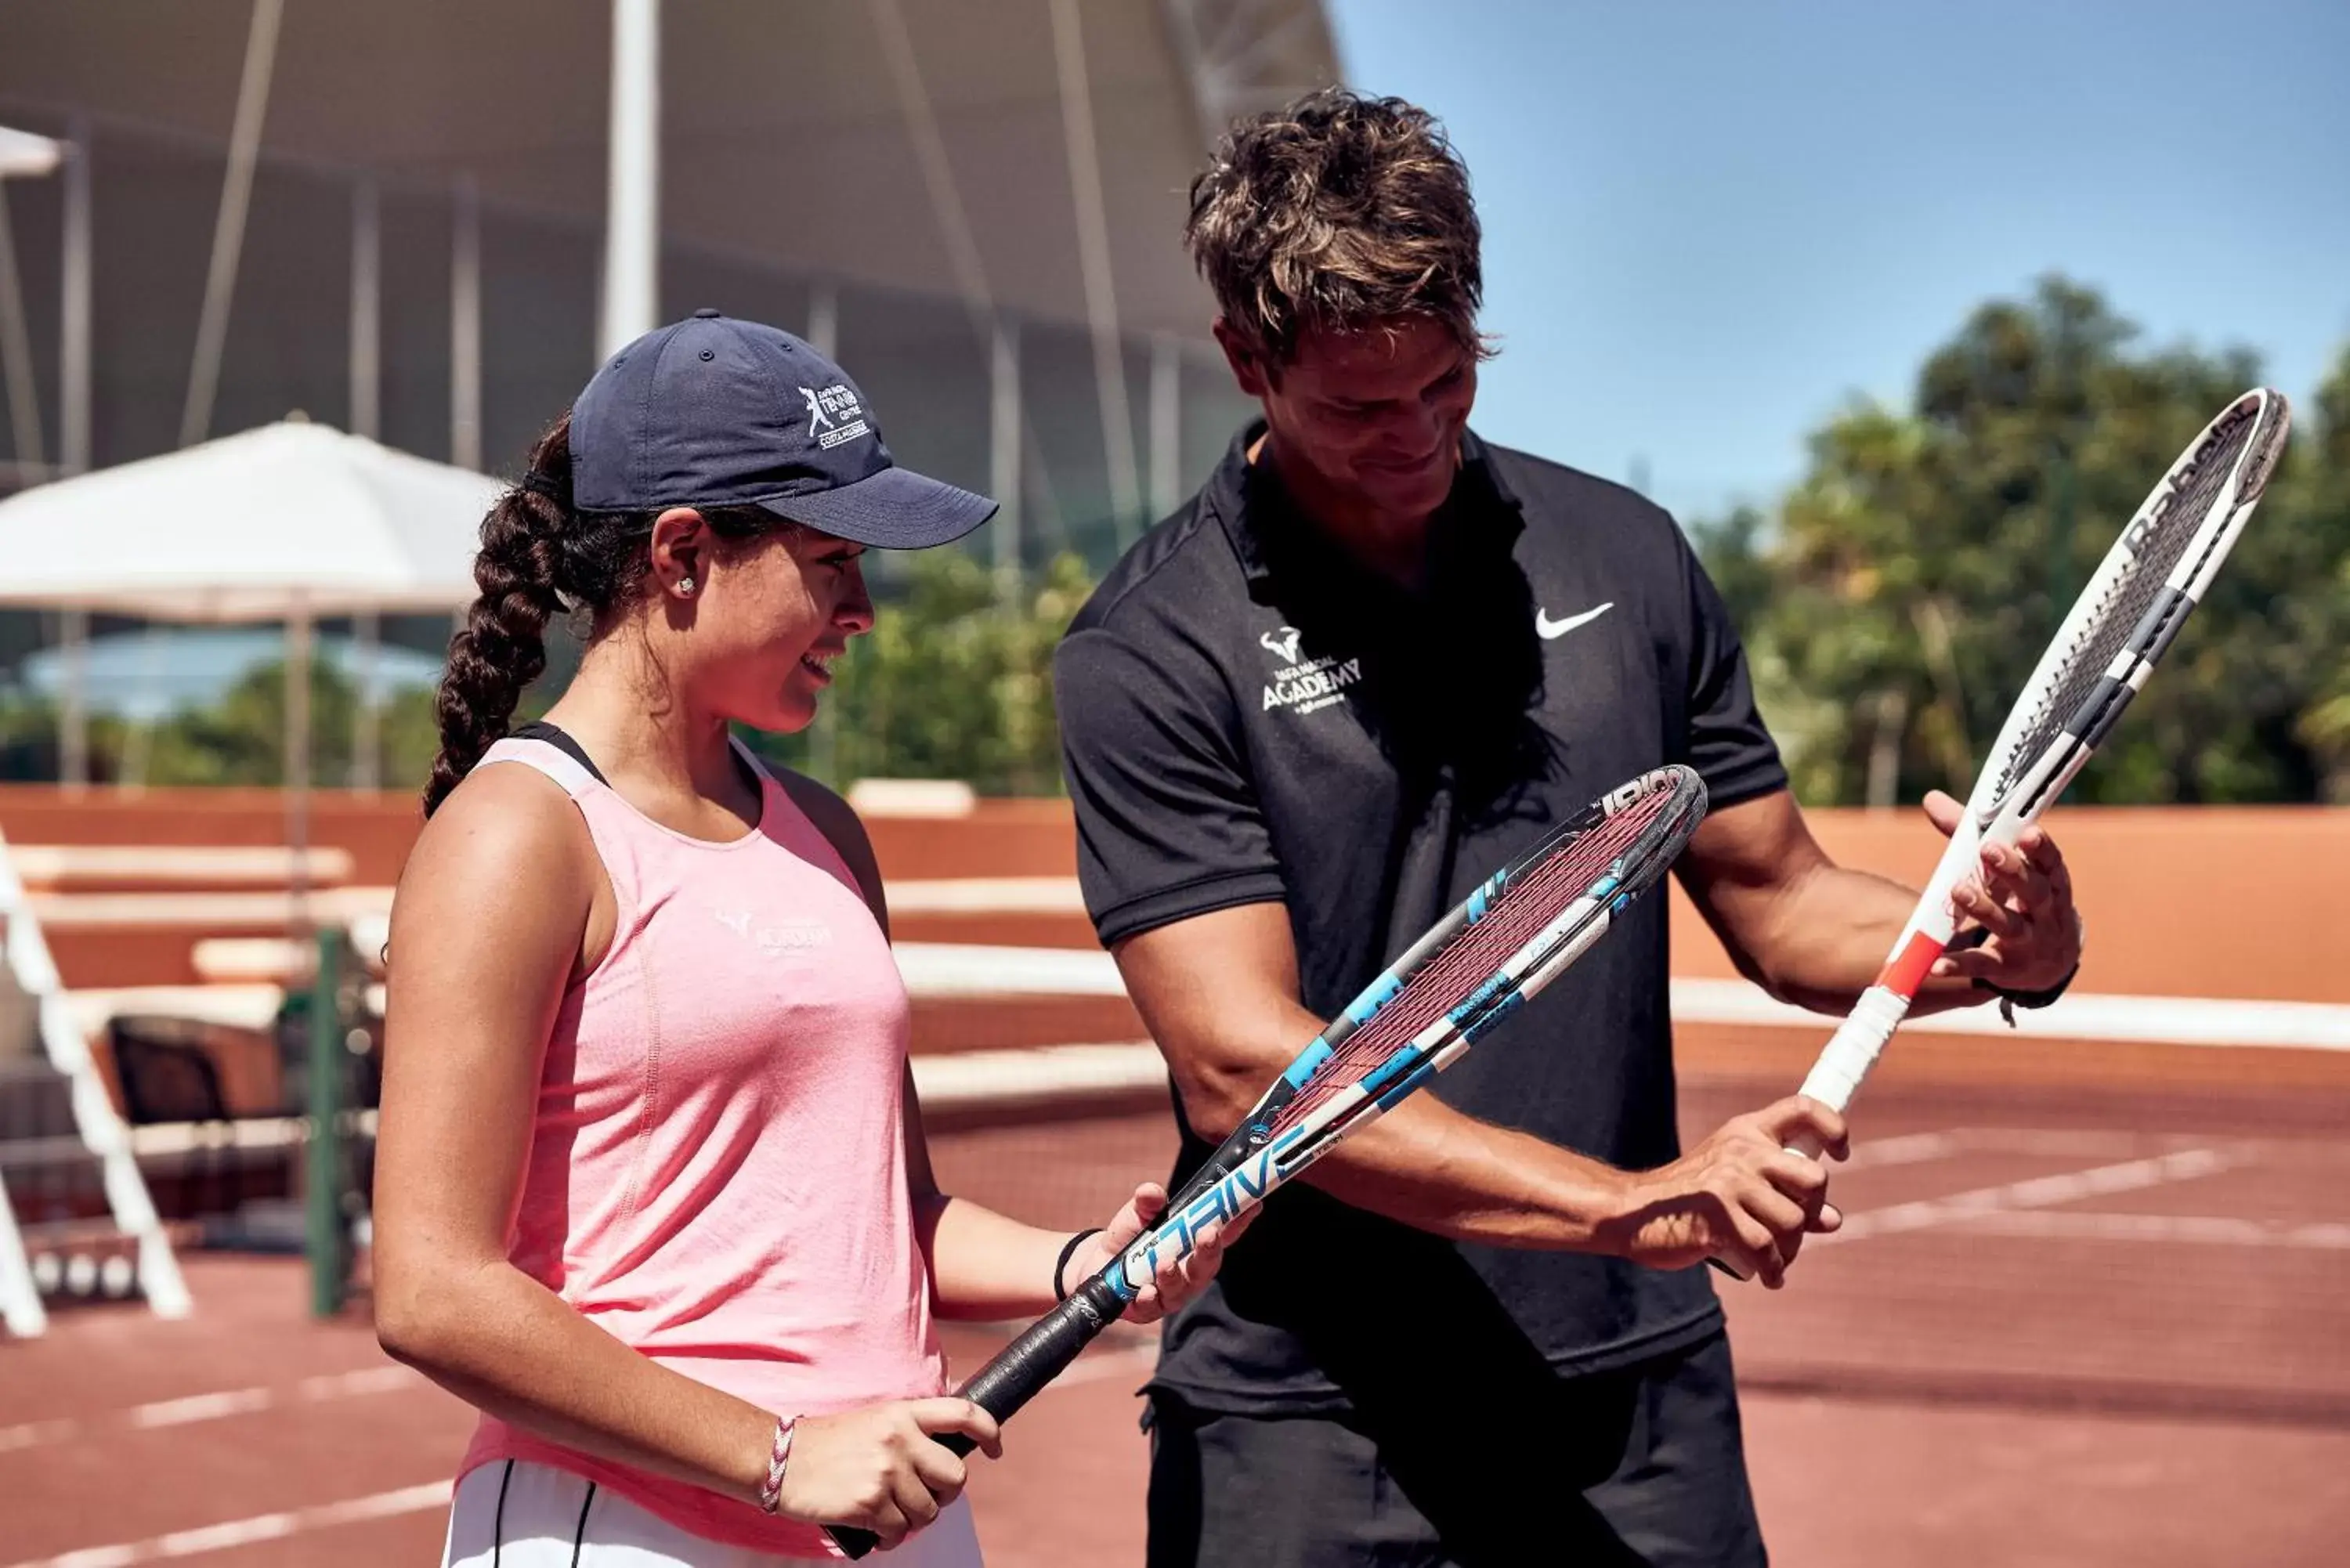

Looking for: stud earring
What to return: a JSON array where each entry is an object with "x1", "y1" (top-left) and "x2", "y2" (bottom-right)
[{"x1": 677, "y1": 576, "x2": 696, "y2": 596}]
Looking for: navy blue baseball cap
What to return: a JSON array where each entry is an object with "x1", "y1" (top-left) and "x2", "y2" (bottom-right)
[{"x1": 569, "y1": 309, "x2": 996, "y2": 549}]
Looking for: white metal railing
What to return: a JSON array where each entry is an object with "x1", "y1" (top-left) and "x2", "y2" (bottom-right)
[{"x1": 0, "y1": 825, "x2": 191, "y2": 1335}]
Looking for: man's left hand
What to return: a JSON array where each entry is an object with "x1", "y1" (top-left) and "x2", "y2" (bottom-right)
[{"x1": 1919, "y1": 789, "x2": 2084, "y2": 995}]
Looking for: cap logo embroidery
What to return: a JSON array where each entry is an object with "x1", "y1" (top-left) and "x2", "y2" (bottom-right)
[{"x1": 802, "y1": 384, "x2": 872, "y2": 450}]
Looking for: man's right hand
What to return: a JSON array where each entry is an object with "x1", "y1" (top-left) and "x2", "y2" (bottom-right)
[{"x1": 1600, "y1": 1096, "x2": 1850, "y2": 1288}]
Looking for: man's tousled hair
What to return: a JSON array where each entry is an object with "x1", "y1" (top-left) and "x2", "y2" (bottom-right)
[{"x1": 1185, "y1": 87, "x2": 1491, "y2": 367}]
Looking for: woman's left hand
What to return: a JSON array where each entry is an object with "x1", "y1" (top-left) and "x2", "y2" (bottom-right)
[{"x1": 1063, "y1": 1182, "x2": 1255, "y2": 1325}]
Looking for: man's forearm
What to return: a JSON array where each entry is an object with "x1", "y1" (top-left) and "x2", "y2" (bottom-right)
[
  {"x1": 1752, "y1": 858, "x2": 1990, "y2": 1018},
  {"x1": 1174, "y1": 1040, "x2": 1838, "y2": 1277},
  {"x1": 1115, "y1": 901, "x2": 1841, "y2": 1274},
  {"x1": 1303, "y1": 1092, "x2": 1636, "y2": 1248},
  {"x1": 1173, "y1": 1017, "x2": 1635, "y2": 1252}
]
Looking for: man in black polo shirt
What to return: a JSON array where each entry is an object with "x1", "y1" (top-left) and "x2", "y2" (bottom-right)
[{"x1": 1054, "y1": 89, "x2": 2084, "y2": 1567}]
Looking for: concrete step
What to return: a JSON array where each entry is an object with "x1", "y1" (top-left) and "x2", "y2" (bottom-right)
[
  {"x1": 885, "y1": 876, "x2": 1097, "y2": 950},
  {"x1": 31, "y1": 891, "x2": 392, "y2": 990},
  {"x1": 909, "y1": 994, "x2": 1144, "y2": 1055},
  {"x1": 9, "y1": 844, "x2": 356, "y2": 894},
  {"x1": 890, "y1": 911, "x2": 1100, "y2": 950}
]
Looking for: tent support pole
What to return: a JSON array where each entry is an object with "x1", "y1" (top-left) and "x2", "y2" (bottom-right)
[
  {"x1": 284, "y1": 602, "x2": 313, "y2": 934},
  {"x1": 600, "y1": 0, "x2": 660, "y2": 358},
  {"x1": 59, "y1": 608, "x2": 87, "y2": 791}
]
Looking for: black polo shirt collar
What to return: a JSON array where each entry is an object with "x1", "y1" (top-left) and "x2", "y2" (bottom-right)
[{"x1": 1204, "y1": 420, "x2": 1526, "y2": 597}]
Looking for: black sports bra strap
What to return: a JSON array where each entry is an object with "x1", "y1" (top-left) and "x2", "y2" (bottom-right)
[
  {"x1": 511, "y1": 719, "x2": 766, "y2": 800},
  {"x1": 510, "y1": 721, "x2": 609, "y2": 786}
]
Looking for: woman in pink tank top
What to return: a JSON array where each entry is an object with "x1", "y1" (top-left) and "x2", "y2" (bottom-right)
[{"x1": 372, "y1": 314, "x2": 1240, "y2": 1566}]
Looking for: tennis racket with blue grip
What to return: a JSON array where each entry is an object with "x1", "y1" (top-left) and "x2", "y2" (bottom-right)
[
  {"x1": 831, "y1": 763, "x2": 1708, "y2": 1556},
  {"x1": 1716, "y1": 387, "x2": 2293, "y2": 1277}
]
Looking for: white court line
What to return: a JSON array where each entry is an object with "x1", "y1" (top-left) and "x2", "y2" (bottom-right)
[
  {"x1": 913, "y1": 1040, "x2": 1162, "y2": 1107},
  {"x1": 1842, "y1": 1127, "x2": 2209, "y2": 1169},
  {"x1": 889, "y1": 948, "x2": 2350, "y2": 1050},
  {"x1": 0, "y1": 1418, "x2": 74, "y2": 1455},
  {"x1": 26, "y1": 887, "x2": 394, "y2": 927},
  {"x1": 1838, "y1": 1130, "x2": 1965, "y2": 1169},
  {"x1": 0, "y1": 1365, "x2": 423, "y2": 1454},
  {"x1": 123, "y1": 1389, "x2": 273, "y2": 1430},
  {"x1": 1946, "y1": 1210, "x2": 2350, "y2": 1249},
  {"x1": 4, "y1": 844, "x2": 355, "y2": 887},
  {"x1": 894, "y1": 941, "x2": 1129, "y2": 997},
  {"x1": 1825, "y1": 1147, "x2": 2240, "y2": 1244},
  {"x1": 1672, "y1": 975, "x2": 2350, "y2": 1052},
  {"x1": 1, "y1": 1480, "x2": 454, "y2": 1568},
  {"x1": 888, "y1": 877, "x2": 1085, "y2": 913}
]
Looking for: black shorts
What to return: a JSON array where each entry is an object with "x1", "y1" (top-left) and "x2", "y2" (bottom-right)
[{"x1": 1144, "y1": 1329, "x2": 1764, "y2": 1568}]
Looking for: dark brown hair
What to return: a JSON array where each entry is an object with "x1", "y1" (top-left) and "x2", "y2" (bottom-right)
[
  {"x1": 1185, "y1": 87, "x2": 1490, "y2": 367},
  {"x1": 422, "y1": 414, "x2": 790, "y2": 817}
]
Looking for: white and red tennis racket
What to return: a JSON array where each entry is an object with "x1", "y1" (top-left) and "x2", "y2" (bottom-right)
[{"x1": 1717, "y1": 387, "x2": 2292, "y2": 1277}]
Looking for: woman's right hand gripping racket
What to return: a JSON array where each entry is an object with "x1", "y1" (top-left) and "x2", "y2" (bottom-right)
[
  {"x1": 1713, "y1": 386, "x2": 2293, "y2": 1280},
  {"x1": 829, "y1": 763, "x2": 1710, "y2": 1556}
]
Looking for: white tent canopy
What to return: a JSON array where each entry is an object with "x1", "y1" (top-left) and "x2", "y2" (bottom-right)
[
  {"x1": 0, "y1": 416, "x2": 499, "y2": 865},
  {"x1": 0, "y1": 417, "x2": 499, "y2": 620}
]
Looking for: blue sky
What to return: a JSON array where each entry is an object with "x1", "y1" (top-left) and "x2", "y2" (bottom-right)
[{"x1": 1327, "y1": 0, "x2": 2350, "y2": 525}]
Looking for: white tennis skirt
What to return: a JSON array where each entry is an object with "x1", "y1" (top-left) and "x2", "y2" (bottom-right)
[{"x1": 441, "y1": 1459, "x2": 984, "y2": 1567}]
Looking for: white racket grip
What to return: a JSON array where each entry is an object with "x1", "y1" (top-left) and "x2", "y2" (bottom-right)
[{"x1": 1795, "y1": 986, "x2": 1912, "y2": 1118}]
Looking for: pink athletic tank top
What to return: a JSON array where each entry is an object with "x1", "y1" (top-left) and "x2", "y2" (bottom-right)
[{"x1": 454, "y1": 733, "x2": 949, "y2": 1557}]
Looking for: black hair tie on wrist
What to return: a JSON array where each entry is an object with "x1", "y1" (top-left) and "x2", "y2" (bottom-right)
[
  {"x1": 1974, "y1": 960, "x2": 2081, "y2": 1026},
  {"x1": 1054, "y1": 1227, "x2": 1104, "y2": 1302}
]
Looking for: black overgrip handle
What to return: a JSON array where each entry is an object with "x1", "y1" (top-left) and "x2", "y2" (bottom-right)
[
  {"x1": 830, "y1": 1519, "x2": 885, "y2": 1557},
  {"x1": 960, "y1": 1275, "x2": 1130, "y2": 1418},
  {"x1": 829, "y1": 1277, "x2": 1131, "y2": 1557}
]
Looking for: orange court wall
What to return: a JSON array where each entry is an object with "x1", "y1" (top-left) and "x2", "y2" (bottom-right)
[{"x1": 0, "y1": 786, "x2": 2342, "y2": 1004}]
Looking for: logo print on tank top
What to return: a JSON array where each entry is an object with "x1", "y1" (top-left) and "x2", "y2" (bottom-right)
[{"x1": 714, "y1": 906, "x2": 833, "y2": 957}]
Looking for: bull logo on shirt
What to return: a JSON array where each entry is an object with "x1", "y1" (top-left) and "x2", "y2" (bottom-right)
[
  {"x1": 1257, "y1": 623, "x2": 1361, "y2": 717},
  {"x1": 1259, "y1": 626, "x2": 1306, "y2": 664}
]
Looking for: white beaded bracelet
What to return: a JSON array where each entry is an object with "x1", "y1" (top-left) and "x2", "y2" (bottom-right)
[{"x1": 757, "y1": 1414, "x2": 797, "y2": 1515}]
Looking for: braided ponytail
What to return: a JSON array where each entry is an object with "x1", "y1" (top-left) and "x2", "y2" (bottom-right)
[
  {"x1": 422, "y1": 414, "x2": 801, "y2": 818},
  {"x1": 423, "y1": 417, "x2": 576, "y2": 816}
]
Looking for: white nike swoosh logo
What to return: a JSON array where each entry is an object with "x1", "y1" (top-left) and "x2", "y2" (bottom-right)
[{"x1": 1535, "y1": 602, "x2": 1614, "y2": 639}]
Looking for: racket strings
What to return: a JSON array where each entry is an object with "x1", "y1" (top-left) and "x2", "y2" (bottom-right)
[
  {"x1": 1272, "y1": 791, "x2": 1678, "y2": 1131},
  {"x1": 1988, "y1": 403, "x2": 2260, "y2": 803}
]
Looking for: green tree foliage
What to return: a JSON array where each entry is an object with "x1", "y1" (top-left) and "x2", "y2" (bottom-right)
[
  {"x1": 14, "y1": 279, "x2": 2334, "y2": 809},
  {"x1": 11, "y1": 656, "x2": 448, "y2": 789},
  {"x1": 2287, "y1": 349, "x2": 2350, "y2": 795},
  {"x1": 128, "y1": 656, "x2": 443, "y2": 789},
  {"x1": 1699, "y1": 277, "x2": 2350, "y2": 805},
  {"x1": 0, "y1": 551, "x2": 1097, "y2": 797}
]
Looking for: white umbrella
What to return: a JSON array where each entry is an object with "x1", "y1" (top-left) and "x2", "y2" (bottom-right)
[
  {"x1": 0, "y1": 417, "x2": 498, "y2": 619},
  {"x1": 0, "y1": 417, "x2": 501, "y2": 923}
]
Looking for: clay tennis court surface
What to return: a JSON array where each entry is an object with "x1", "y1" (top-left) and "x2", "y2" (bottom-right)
[
  {"x1": 7, "y1": 1058, "x2": 2346, "y2": 1568},
  {"x1": 6, "y1": 796, "x2": 2348, "y2": 1563}
]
